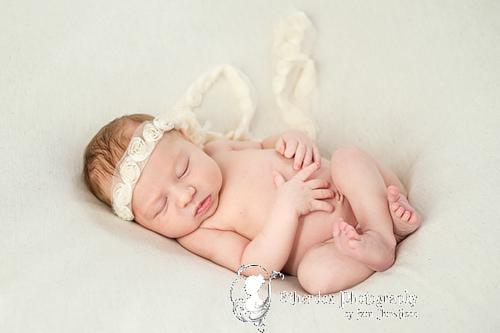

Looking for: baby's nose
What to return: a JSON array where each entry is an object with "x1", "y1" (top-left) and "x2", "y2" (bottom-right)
[{"x1": 178, "y1": 186, "x2": 196, "y2": 208}]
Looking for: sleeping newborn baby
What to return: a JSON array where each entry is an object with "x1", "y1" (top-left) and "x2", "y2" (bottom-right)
[{"x1": 83, "y1": 114, "x2": 420, "y2": 294}]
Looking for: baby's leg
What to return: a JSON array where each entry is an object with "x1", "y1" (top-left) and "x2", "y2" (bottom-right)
[
  {"x1": 387, "y1": 185, "x2": 421, "y2": 242},
  {"x1": 297, "y1": 239, "x2": 373, "y2": 294},
  {"x1": 330, "y1": 146, "x2": 397, "y2": 272},
  {"x1": 367, "y1": 161, "x2": 420, "y2": 241}
]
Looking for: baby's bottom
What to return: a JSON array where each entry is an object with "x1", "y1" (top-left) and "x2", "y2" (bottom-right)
[{"x1": 297, "y1": 146, "x2": 420, "y2": 294}]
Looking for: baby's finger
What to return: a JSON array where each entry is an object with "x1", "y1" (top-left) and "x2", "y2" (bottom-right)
[
  {"x1": 273, "y1": 171, "x2": 287, "y2": 188},
  {"x1": 293, "y1": 144, "x2": 307, "y2": 170},
  {"x1": 302, "y1": 147, "x2": 314, "y2": 168},
  {"x1": 312, "y1": 146, "x2": 321, "y2": 165},
  {"x1": 293, "y1": 161, "x2": 320, "y2": 182},
  {"x1": 284, "y1": 140, "x2": 298, "y2": 159},
  {"x1": 306, "y1": 178, "x2": 331, "y2": 189},
  {"x1": 311, "y1": 188, "x2": 336, "y2": 200},
  {"x1": 275, "y1": 137, "x2": 286, "y2": 155},
  {"x1": 310, "y1": 200, "x2": 334, "y2": 213}
]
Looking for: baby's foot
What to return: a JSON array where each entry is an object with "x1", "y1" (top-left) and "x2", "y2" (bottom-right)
[
  {"x1": 387, "y1": 186, "x2": 421, "y2": 242},
  {"x1": 332, "y1": 218, "x2": 396, "y2": 272}
]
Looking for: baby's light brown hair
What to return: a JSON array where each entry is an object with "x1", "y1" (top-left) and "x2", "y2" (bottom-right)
[{"x1": 83, "y1": 114, "x2": 154, "y2": 206}]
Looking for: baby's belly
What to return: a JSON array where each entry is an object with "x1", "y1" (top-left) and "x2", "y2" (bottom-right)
[{"x1": 216, "y1": 149, "x2": 357, "y2": 275}]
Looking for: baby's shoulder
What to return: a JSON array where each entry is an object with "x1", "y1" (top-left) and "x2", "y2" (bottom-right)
[
  {"x1": 203, "y1": 139, "x2": 233, "y2": 156},
  {"x1": 204, "y1": 139, "x2": 262, "y2": 156}
]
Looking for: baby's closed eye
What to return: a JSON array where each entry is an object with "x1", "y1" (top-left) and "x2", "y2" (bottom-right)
[
  {"x1": 154, "y1": 197, "x2": 169, "y2": 218},
  {"x1": 178, "y1": 159, "x2": 189, "y2": 178}
]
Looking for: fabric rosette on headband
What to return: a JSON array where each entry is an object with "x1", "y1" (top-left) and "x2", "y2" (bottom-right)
[{"x1": 111, "y1": 117, "x2": 182, "y2": 221}]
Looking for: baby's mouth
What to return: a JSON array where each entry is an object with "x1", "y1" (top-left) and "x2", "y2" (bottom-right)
[{"x1": 195, "y1": 195, "x2": 212, "y2": 216}]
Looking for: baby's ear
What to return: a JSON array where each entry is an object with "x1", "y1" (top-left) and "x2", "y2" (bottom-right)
[{"x1": 178, "y1": 128, "x2": 193, "y2": 143}]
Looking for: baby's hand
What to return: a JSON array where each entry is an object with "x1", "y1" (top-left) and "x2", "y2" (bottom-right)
[
  {"x1": 273, "y1": 162, "x2": 334, "y2": 217},
  {"x1": 275, "y1": 130, "x2": 321, "y2": 170}
]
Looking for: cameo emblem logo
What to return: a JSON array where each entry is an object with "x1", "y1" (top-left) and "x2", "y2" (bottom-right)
[{"x1": 229, "y1": 264, "x2": 284, "y2": 332}]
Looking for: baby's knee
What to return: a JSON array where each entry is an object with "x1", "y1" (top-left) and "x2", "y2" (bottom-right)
[{"x1": 331, "y1": 146, "x2": 368, "y2": 167}]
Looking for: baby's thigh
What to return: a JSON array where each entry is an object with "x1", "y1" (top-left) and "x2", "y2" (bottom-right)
[
  {"x1": 329, "y1": 146, "x2": 406, "y2": 195},
  {"x1": 297, "y1": 240, "x2": 373, "y2": 294}
]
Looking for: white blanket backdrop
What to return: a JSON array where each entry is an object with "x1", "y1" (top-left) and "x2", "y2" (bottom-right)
[{"x1": 1, "y1": 1, "x2": 499, "y2": 332}]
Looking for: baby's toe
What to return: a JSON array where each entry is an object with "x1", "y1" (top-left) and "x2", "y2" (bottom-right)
[
  {"x1": 387, "y1": 186, "x2": 401, "y2": 203},
  {"x1": 346, "y1": 229, "x2": 360, "y2": 242},
  {"x1": 402, "y1": 210, "x2": 412, "y2": 221}
]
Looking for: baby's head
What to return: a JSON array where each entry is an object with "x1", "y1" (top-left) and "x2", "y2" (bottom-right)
[
  {"x1": 83, "y1": 114, "x2": 222, "y2": 238},
  {"x1": 83, "y1": 114, "x2": 155, "y2": 207}
]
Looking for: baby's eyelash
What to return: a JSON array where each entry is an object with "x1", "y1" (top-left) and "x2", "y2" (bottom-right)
[
  {"x1": 154, "y1": 197, "x2": 168, "y2": 219},
  {"x1": 179, "y1": 159, "x2": 189, "y2": 178},
  {"x1": 162, "y1": 198, "x2": 169, "y2": 213}
]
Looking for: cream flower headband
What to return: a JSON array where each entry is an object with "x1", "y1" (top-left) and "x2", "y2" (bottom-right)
[{"x1": 111, "y1": 117, "x2": 182, "y2": 221}]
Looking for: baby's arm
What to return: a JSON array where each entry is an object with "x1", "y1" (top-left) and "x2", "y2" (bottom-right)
[
  {"x1": 204, "y1": 129, "x2": 320, "y2": 170},
  {"x1": 262, "y1": 129, "x2": 321, "y2": 170},
  {"x1": 240, "y1": 163, "x2": 334, "y2": 273},
  {"x1": 177, "y1": 163, "x2": 334, "y2": 276}
]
